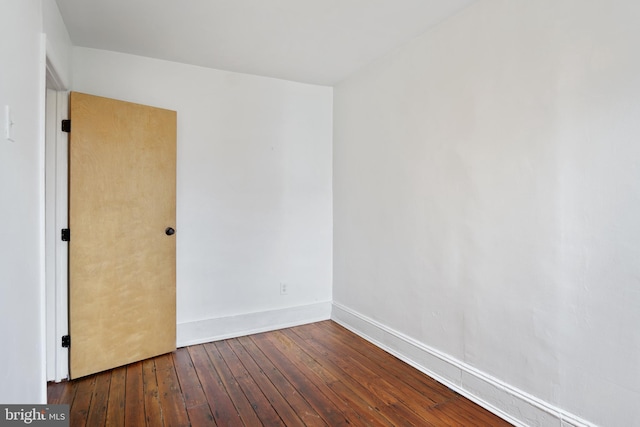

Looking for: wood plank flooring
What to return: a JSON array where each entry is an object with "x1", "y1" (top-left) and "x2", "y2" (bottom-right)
[{"x1": 48, "y1": 320, "x2": 512, "y2": 426}]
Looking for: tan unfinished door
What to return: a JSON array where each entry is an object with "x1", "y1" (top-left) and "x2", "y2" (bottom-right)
[{"x1": 68, "y1": 92, "x2": 176, "y2": 379}]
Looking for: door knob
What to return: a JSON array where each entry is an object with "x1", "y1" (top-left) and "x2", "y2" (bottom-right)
[{"x1": 165, "y1": 227, "x2": 175, "y2": 236}]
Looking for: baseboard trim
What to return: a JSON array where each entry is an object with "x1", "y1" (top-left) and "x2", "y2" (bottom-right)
[
  {"x1": 177, "y1": 301, "x2": 332, "y2": 347},
  {"x1": 331, "y1": 302, "x2": 595, "y2": 427}
]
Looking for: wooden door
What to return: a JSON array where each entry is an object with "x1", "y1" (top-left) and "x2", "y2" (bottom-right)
[{"x1": 68, "y1": 92, "x2": 176, "y2": 379}]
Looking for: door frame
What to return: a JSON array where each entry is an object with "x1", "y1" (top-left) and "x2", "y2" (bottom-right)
[{"x1": 45, "y1": 60, "x2": 69, "y2": 382}]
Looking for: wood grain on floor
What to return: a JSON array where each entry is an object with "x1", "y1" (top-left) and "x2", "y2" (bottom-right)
[{"x1": 48, "y1": 320, "x2": 512, "y2": 426}]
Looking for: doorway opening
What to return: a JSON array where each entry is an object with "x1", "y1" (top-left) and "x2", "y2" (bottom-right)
[{"x1": 45, "y1": 58, "x2": 69, "y2": 382}]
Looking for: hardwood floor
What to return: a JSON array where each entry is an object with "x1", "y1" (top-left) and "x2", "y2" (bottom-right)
[{"x1": 48, "y1": 321, "x2": 512, "y2": 426}]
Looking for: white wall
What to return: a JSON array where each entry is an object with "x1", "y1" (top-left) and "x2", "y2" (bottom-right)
[
  {"x1": 333, "y1": 0, "x2": 640, "y2": 426},
  {"x1": 43, "y1": 0, "x2": 72, "y2": 88},
  {"x1": 72, "y1": 48, "x2": 333, "y2": 343},
  {"x1": 0, "y1": 0, "x2": 46, "y2": 404}
]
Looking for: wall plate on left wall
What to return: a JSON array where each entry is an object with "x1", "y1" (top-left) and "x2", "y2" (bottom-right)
[{"x1": 4, "y1": 105, "x2": 15, "y2": 142}]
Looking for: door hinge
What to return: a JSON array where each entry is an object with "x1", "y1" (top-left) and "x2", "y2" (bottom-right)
[
  {"x1": 61, "y1": 228, "x2": 70, "y2": 242},
  {"x1": 61, "y1": 335, "x2": 70, "y2": 348},
  {"x1": 61, "y1": 119, "x2": 71, "y2": 133}
]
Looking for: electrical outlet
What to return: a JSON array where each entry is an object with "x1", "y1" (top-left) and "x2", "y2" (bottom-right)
[{"x1": 280, "y1": 283, "x2": 288, "y2": 295}]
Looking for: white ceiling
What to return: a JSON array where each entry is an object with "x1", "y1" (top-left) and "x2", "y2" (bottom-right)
[{"x1": 55, "y1": 0, "x2": 476, "y2": 86}]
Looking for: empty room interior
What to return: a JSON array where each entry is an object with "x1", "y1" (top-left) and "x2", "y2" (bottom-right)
[{"x1": 1, "y1": 0, "x2": 639, "y2": 426}]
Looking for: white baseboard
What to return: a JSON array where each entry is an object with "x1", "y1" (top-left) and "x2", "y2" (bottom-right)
[
  {"x1": 331, "y1": 302, "x2": 595, "y2": 427},
  {"x1": 177, "y1": 301, "x2": 332, "y2": 347}
]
